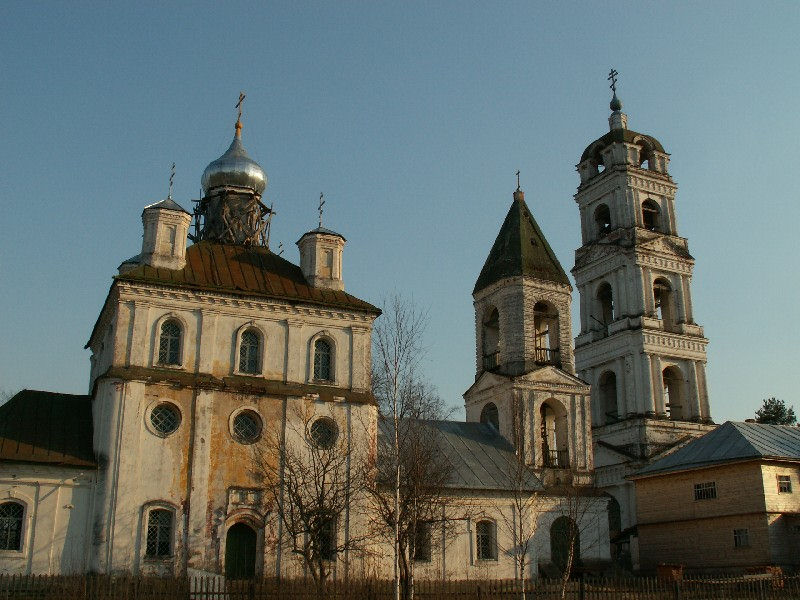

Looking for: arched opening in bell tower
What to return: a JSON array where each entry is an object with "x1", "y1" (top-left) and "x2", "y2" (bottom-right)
[
  {"x1": 594, "y1": 204, "x2": 611, "y2": 237},
  {"x1": 662, "y1": 366, "x2": 687, "y2": 420},
  {"x1": 533, "y1": 301, "x2": 560, "y2": 367},
  {"x1": 481, "y1": 306, "x2": 500, "y2": 371},
  {"x1": 599, "y1": 371, "x2": 618, "y2": 424},
  {"x1": 653, "y1": 278, "x2": 676, "y2": 329},
  {"x1": 641, "y1": 199, "x2": 661, "y2": 232},
  {"x1": 540, "y1": 399, "x2": 569, "y2": 468},
  {"x1": 596, "y1": 282, "x2": 614, "y2": 328}
]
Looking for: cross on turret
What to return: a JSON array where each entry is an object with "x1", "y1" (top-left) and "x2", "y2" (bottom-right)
[
  {"x1": 318, "y1": 193, "x2": 325, "y2": 228},
  {"x1": 608, "y1": 69, "x2": 619, "y2": 94},
  {"x1": 236, "y1": 92, "x2": 246, "y2": 124}
]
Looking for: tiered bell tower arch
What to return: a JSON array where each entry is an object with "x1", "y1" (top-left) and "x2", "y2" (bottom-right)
[{"x1": 572, "y1": 78, "x2": 715, "y2": 561}]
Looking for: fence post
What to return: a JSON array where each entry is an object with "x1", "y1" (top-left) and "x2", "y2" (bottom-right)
[
  {"x1": 578, "y1": 573, "x2": 585, "y2": 600},
  {"x1": 673, "y1": 580, "x2": 680, "y2": 600}
]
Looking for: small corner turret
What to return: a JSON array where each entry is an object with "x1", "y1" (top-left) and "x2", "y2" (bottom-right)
[
  {"x1": 296, "y1": 194, "x2": 346, "y2": 291},
  {"x1": 136, "y1": 198, "x2": 192, "y2": 271}
]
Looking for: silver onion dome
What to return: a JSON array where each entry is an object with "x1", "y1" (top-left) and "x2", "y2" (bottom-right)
[{"x1": 201, "y1": 122, "x2": 267, "y2": 194}]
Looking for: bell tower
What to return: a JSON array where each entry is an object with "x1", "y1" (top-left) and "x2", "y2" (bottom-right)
[
  {"x1": 465, "y1": 185, "x2": 593, "y2": 487},
  {"x1": 572, "y1": 75, "x2": 715, "y2": 553}
]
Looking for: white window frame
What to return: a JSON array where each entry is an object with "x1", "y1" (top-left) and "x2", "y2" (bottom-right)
[
  {"x1": 777, "y1": 474, "x2": 792, "y2": 494},
  {"x1": 144, "y1": 400, "x2": 182, "y2": 438}
]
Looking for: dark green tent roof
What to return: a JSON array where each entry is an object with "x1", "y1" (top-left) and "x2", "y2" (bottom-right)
[{"x1": 473, "y1": 191, "x2": 571, "y2": 295}]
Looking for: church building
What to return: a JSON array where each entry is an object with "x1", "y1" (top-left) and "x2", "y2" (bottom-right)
[{"x1": 0, "y1": 81, "x2": 712, "y2": 578}]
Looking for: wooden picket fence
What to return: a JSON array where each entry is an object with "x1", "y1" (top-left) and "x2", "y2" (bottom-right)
[{"x1": 1, "y1": 574, "x2": 799, "y2": 600}]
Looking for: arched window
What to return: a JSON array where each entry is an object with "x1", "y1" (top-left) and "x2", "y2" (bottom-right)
[
  {"x1": 653, "y1": 278, "x2": 675, "y2": 328},
  {"x1": 239, "y1": 328, "x2": 261, "y2": 374},
  {"x1": 594, "y1": 204, "x2": 611, "y2": 237},
  {"x1": 313, "y1": 339, "x2": 332, "y2": 381},
  {"x1": 642, "y1": 200, "x2": 660, "y2": 231},
  {"x1": 158, "y1": 320, "x2": 182, "y2": 365},
  {"x1": 638, "y1": 142, "x2": 654, "y2": 170},
  {"x1": 540, "y1": 400, "x2": 569, "y2": 468},
  {"x1": 0, "y1": 501, "x2": 24, "y2": 551},
  {"x1": 413, "y1": 521, "x2": 432, "y2": 562},
  {"x1": 475, "y1": 520, "x2": 497, "y2": 560},
  {"x1": 482, "y1": 307, "x2": 500, "y2": 371},
  {"x1": 663, "y1": 367, "x2": 686, "y2": 420},
  {"x1": 533, "y1": 301, "x2": 560, "y2": 367},
  {"x1": 551, "y1": 516, "x2": 580, "y2": 576},
  {"x1": 480, "y1": 402, "x2": 499, "y2": 431},
  {"x1": 596, "y1": 282, "x2": 614, "y2": 327},
  {"x1": 145, "y1": 508, "x2": 173, "y2": 558},
  {"x1": 311, "y1": 513, "x2": 336, "y2": 561},
  {"x1": 599, "y1": 371, "x2": 618, "y2": 424}
]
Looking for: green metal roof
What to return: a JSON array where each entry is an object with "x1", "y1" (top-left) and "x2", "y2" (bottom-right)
[{"x1": 473, "y1": 191, "x2": 571, "y2": 295}]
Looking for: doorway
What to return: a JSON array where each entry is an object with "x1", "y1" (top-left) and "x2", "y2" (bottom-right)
[{"x1": 225, "y1": 522, "x2": 257, "y2": 579}]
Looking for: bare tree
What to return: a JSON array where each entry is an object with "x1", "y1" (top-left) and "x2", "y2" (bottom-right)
[
  {"x1": 496, "y1": 422, "x2": 542, "y2": 600},
  {"x1": 370, "y1": 295, "x2": 453, "y2": 600},
  {"x1": 253, "y1": 402, "x2": 370, "y2": 597},
  {"x1": 547, "y1": 483, "x2": 605, "y2": 600}
]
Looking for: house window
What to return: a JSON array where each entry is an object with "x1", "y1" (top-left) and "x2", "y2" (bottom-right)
[
  {"x1": 145, "y1": 508, "x2": 173, "y2": 558},
  {"x1": 310, "y1": 417, "x2": 338, "y2": 449},
  {"x1": 150, "y1": 403, "x2": 181, "y2": 437},
  {"x1": 778, "y1": 475, "x2": 792, "y2": 493},
  {"x1": 475, "y1": 520, "x2": 497, "y2": 560},
  {"x1": 158, "y1": 320, "x2": 182, "y2": 365},
  {"x1": 413, "y1": 521, "x2": 432, "y2": 562},
  {"x1": 0, "y1": 502, "x2": 24, "y2": 551},
  {"x1": 313, "y1": 339, "x2": 332, "y2": 381},
  {"x1": 694, "y1": 481, "x2": 717, "y2": 501},
  {"x1": 239, "y1": 329, "x2": 261, "y2": 374},
  {"x1": 232, "y1": 410, "x2": 262, "y2": 444},
  {"x1": 733, "y1": 528, "x2": 749, "y2": 548}
]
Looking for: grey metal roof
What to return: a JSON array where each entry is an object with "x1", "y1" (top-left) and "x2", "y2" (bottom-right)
[
  {"x1": 143, "y1": 197, "x2": 190, "y2": 214},
  {"x1": 378, "y1": 419, "x2": 542, "y2": 492},
  {"x1": 633, "y1": 421, "x2": 800, "y2": 478}
]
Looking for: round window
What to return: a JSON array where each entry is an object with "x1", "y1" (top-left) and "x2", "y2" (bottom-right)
[
  {"x1": 310, "y1": 418, "x2": 338, "y2": 449},
  {"x1": 150, "y1": 403, "x2": 181, "y2": 436},
  {"x1": 233, "y1": 410, "x2": 262, "y2": 444}
]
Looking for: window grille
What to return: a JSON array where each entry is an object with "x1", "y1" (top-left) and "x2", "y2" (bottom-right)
[
  {"x1": 150, "y1": 403, "x2": 180, "y2": 436},
  {"x1": 145, "y1": 509, "x2": 172, "y2": 557},
  {"x1": 233, "y1": 411, "x2": 262, "y2": 444},
  {"x1": 694, "y1": 481, "x2": 717, "y2": 501},
  {"x1": 158, "y1": 320, "x2": 182, "y2": 365},
  {"x1": 413, "y1": 521, "x2": 432, "y2": 562},
  {"x1": 733, "y1": 528, "x2": 749, "y2": 548},
  {"x1": 239, "y1": 329, "x2": 261, "y2": 374},
  {"x1": 475, "y1": 520, "x2": 497, "y2": 560},
  {"x1": 0, "y1": 502, "x2": 23, "y2": 551},
  {"x1": 314, "y1": 339, "x2": 332, "y2": 381},
  {"x1": 778, "y1": 475, "x2": 792, "y2": 493},
  {"x1": 310, "y1": 418, "x2": 338, "y2": 449}
]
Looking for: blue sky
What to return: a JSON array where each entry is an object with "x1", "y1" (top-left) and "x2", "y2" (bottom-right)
[{"x1": 1, "y1": 2, "x2": 798, "y2": 421}]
